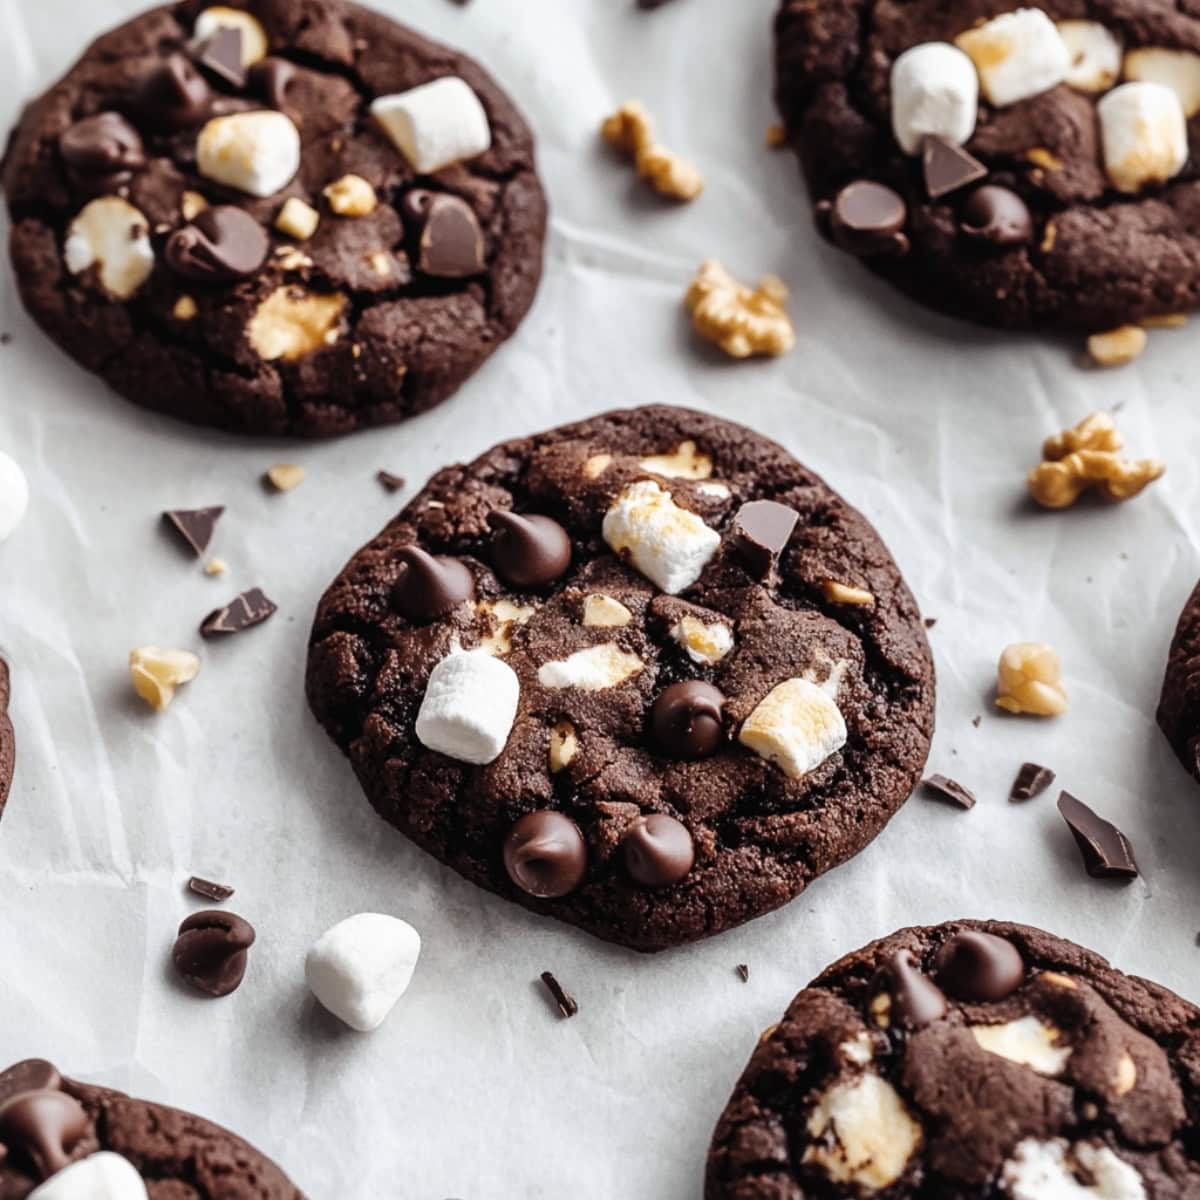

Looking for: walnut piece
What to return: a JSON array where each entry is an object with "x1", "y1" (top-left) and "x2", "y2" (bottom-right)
[
  {"x1": 601, "y1": 100, "x2": 703, "y2": 202},
  {"x1": 1029, "y1": 412, "x2": 1164, "y2": 508},
  {"x1": 996, "y1": 642, "x2": 1068, "y2": 717},
  {"x1": 265, "y1": 463, "x2": 305, "y2": 492},
  {"x1": 1087, "y1": 325, "x2": 1147, "y2": 367},
  {"x1": 130, "y1": 646, "x2": 200, "y2": 712},
  {"x1": 823, "y1": 579, "x2": 875, "y2": 607},
  {"x1": 548, "y1": 720, "x2": 578, "y2": 773},
  {"x1": 324, "y1": 174, "x2": 378, "y2": 217},
  {"x1": 684, "y1": 260, "x2": 795, "y2": 359}
]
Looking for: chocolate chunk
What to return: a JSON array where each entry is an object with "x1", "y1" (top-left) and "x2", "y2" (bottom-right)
[
  {"x1": 377, "y1": 470, "x2": 406, "y2": 492},
  {"x1": 1058, "y1": 792, "x2": 1139, "y2": 880},
  {"x1": 923, "y1": 135, "x2": 987, "y2": 200},
  {"x1": 163, "y1": 506, "x2": 224, "y2": 557},
  {"x1": 818, "y1": 181, "x2": 909, "y2": 257},
  {"x1": 0, "y1": 1061, "x2": 60, "y2": 1107},
  {"x1": 403, "y1": 191, "x2": 486, "y2": 278},
  {"x1": 1010, "y1": 762, "x2": 1055, "y2": 802},
  {"x1": 730, "y1": 500, "x2": 799, "y2": 579},
  {"x1": 59, "y1": 112, "x2": 145, "y2": 193},
  {"x1": 877, "y1": 949, "x2": 948, "y2": 1029},
  {"x1": 933, "y1": 930, "x2": 1025, "y2": 1001},
  {"x1": 392, "y1": 545, "x2": 475, "y2": 622},
  {"x1": 621, "y1": 814, "x2": 695, "y2": 887},
  {"x1": 188, "y1": 875, "x2": 235, "y2": 902},
  {"x1": 736, "y1": 964, "x2": 749, "y2": 982},
  {"x1": 194, "y1": 26, "x2": 246, "y2": 89},
  {"x1": 200, "y1": 587, "x2": 277, "y2": 637},
  {"x1": 503, "y1": 811, "x2": 587, "y2": 899},
  {"x1": 924, "y1": 617, "x2": 937, "y2": 628},
  {"x1": 637, "y1": 0, "x2": 677, "y2": 7},
  {"x1": 0, "y1": 1089, "x2": 89, "y2": 1178},
  {"x1": 128, "y1": 53, "x2": 213, "y2": 130},
  {"x1": 166, "y1": 207, "x2": 270, "y2": 285},
  {"x1": 960, "y1": 185, "x2": 1034, "y2": 248},
  {"x1": 922, "y1": 774, "x2": 977, "y2": 810},
  {"x1": 649, "y1": 681, "x2": 725, "y2": 760},
  {"x1": 487, "y1": 511, "x2": 571, "y2": 589},
  {"x1": 540, "y1": 971, "x2": 578, "y2": 1018},
  {"x1": 172, "y1": 909, "x2": 255, "y2": 997},
  {"x1": 249, "y1": 58, "x2": 298, "y2": 111}
]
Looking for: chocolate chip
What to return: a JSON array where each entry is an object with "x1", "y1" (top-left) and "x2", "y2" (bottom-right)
[
  {"x1": 172, "y1": 909, "x2": 255, "y2": 997},
  {"x1": 0, "y1": 1061, "x2": 60, "y2": 1107},
  {"x1": 877, "y1": 950, "x2": 949, "y2": 1029},
  {"x1": 249, "y1": 58, "x2": 297, "y2": 111},
  {"x1": 817, "y1": 181, "x2": 909, "y2": 257},
  {"x1": 59, "y1": 113, "x2": 145, "y2": 193},
  {"x1": 922, "y1": 774, "x2": 977, "y2": 810},
  {"x1": 188, "y1": 875, "x2": 235, "y2": 902},
  {"x1": 166, "y1": 207, "x2": 270, "y2": 285},
  {"x1": 1010, "y1": 762, "x2": 1055, "y2": 802},
  {"x1": 649, "y1": 681, "x2": 725, "y2": 759},
  {"x1": 392, "y1": 545, "x2": 475, "y2": 622},
  {"x1": 621, "y1": 814, "x2": 695, "y2": 888},
  {"x1": 923, "y1": 135, "x2": 987, "y2": 200},
  {"x1": 960, "y1": 186, "x2": 1034, "y2": 248},
  {"x1": 933, "y1": 931, "x2": 1025, "y2": 1002},
  {"x1": 377, "y1": 470, "x2": 406, "y2": 492},
  {"x1": 194, "y1": 26, "x2": 246, "y2": 89},
  {"x1": 503, "y1": 811, "x2": 587, "y2": 899},
  {"x1": 199, "y1": 587, "x2": 277, "y2": 637},
  {"x1": 539, "y1": 971, "x2": 578, "y2": 1019},
  {"x1": 487, "y1": 511, "x2": 572, "y2": 589},
  {"x1": 403, "y1": 190, "x2": 485, "y2": 278},
  {"x1": 128, "y1": 53, "x2": 213, "y2": 130},
  {"x1": 1058, "y1": 792, "x2": 1139, "y2": 880},
  {"x1": 730, "y1": 500, "x2": 799, "y2": 579},
  {"x1": 0, "y1": 1089, "x2": 89, "y2": 1179},
  {"x1": 736, "y1": 964, "x2": 749, "y2": 982},
  {"x1": 163, "y1": 506, "x2": 224, "y2": 557}
]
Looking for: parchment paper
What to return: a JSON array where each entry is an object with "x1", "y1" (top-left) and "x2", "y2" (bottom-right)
[{"x1": 2, "y1": 1, "x2": 1200, "y2": 1196}]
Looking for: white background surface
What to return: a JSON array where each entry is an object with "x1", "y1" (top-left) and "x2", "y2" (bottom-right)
[{"x1": 2, "y1": 1, "x2": 1200, "y2": 1196}]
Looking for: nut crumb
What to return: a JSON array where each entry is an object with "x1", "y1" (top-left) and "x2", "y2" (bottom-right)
[
  {"x1": 1040, "y1": 222, "x2": 1057, "y2": 253},
  {"x1": 601, "y1": 100, "x2": 703, "y2": 201},
  {"x1": 173, "y1": 295, "x2": 198, "y2": 321},
  {"x1": 684, "y1": 260, "x2": 795, "y2": 358},
  {"x1": 1087, "y1": 325, "x2": 1147, "y2": 367},
  {"x1": 548, "y1": 720, "x2": 579, "y2": 773},
  {"x1": 995, "y1": 642, "x2": 1068, "y2": 717},
  {"x1": 822, "y1": 579, "x2": 875, "y2": 607},
  {"x1": 1025, "y1": 146, "x2": 1063, "y2": 170},
  {"x1": 1141, "y1": 312, "x2": 1188, "y2": 329},
  {"x1": 265, "y1": 463, "x2": 305, "y2": 492},
  {"x1": 1028, "y1": 411, "x2": 1164, "y2": 508},
  {"x1": 205, "y1": 558, "x2": 228, "y2": 577},
  {"x1": 324, "y1": 174, "x2": 377, "y2": 217},
  {"x1": 130, "y1": 646, "x2": 200, "y2": 712}
]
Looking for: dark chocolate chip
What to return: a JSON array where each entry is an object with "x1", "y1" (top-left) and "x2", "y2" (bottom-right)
[
  {"x1": 172, "y1": 909, "x2": 255, "y2": 997},
  {"x1": 377, "y1": 471, "x2": 406, "y2": 492},
  {"x1": 163, "y1": 506, "x2": 224, "y2": 557},
  {"x1": 923, "y1": 135, "x2": 987, "y2": 200},
  {"x1": 621, "y1": 814, "x2": 695, "y2": 888},
  {"x1": 876, "y1": 950, "x2": 948, "y2": 1029},
  {"x1": 540, "y1": 971, "x2": 578, "y2": 1018},
  {"x1": 403, "y1": 191, "x2": 486, "y2": 278},
  {"x1": 59, "y1": 113, "x2": 145, "y2": 192},
  {"x1": 194, "y1": 26, "x2": 246, "y2": 89},
  {"x1": 487, "y1": 511, "x2": 572, "y2": 589},
  {"x1": 188, "y1": 875, "x2": 235, "y2": 902},
  {"x1": 392, "y1": 546, "x2": 475, "y2": 622},
  {"x1": 736, "y1": 964, "x2": 749, "y2": 982},
  {"x1": 1010, "y1": 762, "x2": 1055, "y2": 802},
  {"x1": 960, "y1": 186, "x2": 1034, "y2": 248},
  {"x1": 503, "y1": 811, "x2": 587, "y2": 899},
  {"x1": 128, "y1": 53, "x2": 213, "y2": 131},
  {"x1": 933, "y1": 931, "x2": 1025, "y2": 1001},
  {"x1": 166, "y1": 207, "x2": 270, "y2": 285},
  {"x1": 1058, "y1": 792, "x2": 1139, "y2": 880},
  {"x1": 0, "y1": 1089, "x2": 89, "y2": 1179},
  {"x1": 249, "y1": 58, "x2": 297, "y2": 111},
  {"x1": 817, "y1": 181, "x2": 909, "y2": 257},
  {"x1": 0, "y1": 1062, "x2": 60, "y2": 1108},
  {"x1": 730, "y1": 500, "x2": 799, "y2": 579},
  {"x1": 199, "y1": 587, "x2": 277, "y2": 637},
  {"x1": 649, "y1": 681, "x2": 725, "y2": 760},
  {"x1": 922, "y1": 774, "x2": 977, "y2": 810}
]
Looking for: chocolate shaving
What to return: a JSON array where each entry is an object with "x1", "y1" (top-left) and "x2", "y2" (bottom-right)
[
  {"x1": 188, "y1": 876, "x2": 235, "y2": 902},
  {"x1": 200, "y1": 587, "x2": 277, "y2": 637},
  {"x1": 736, "y1": 964, "x2": 749, "y2": 982},
  {"x1": 540, "y1": 971, "x2": 578, "y2": 1019},
  {"x1": 922, "y1": 774, "x2": 977, "y2": 810},
  {"x1": 1057, "y1": 792, "x2": 1139, "y2": 880},
  {"x1": 377, "y1": 470, "x2": 406, "y2": 492},
  {"x1": 1010, "y1": 762, "x2": 1055, "y2": 802}
]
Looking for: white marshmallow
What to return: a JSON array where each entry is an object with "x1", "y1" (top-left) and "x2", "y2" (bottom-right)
[
  {"x1": 1002, "y1": 1139, "x2": 1146, "y2": 1200},
  {"x1": 28, "y1": 1153, "x2": 147, "y2": 1200},
  {"x1": 63, "y1": 197, "x2": 154, "y2": 300},
  {"x1": 537, "y1": 643, "x2": 644, "y2": 691},
  {"x1": 197, "y1": 110, "x2": 300, "y2": 197},
  {"x1": 601, "y1": 479, "x2": 721, "y2": 595},
  {"x1": 956, "y1": 9, "x2": 1070, "y2": 107},
  {"x1": 1057, "y1": 21, "x2": 1123, "y2": 93},
  {"x1": 1123, "y1": 47, "x2": 1200, "y2": 118},
  {"x1": 970, "y1": 1016, "x2": 1071, "y2": 1075},
  {"x1": 371, "y1": 77, "x2": 492, "y2": 174},
  {"x1": 305, "y1": 912, "x2": 421, "y2": 1032},
  {"x1": 193, "y1": 6, "x2": 269, "y2": 66},
  {"x1": 0, "y1": 452, "x2": 29, "y2": 543},
  {"x1": 890, "y1": 42, "x2": 979, "y2": 155},
  {"x1": 1098, "y1": 81, "x2": 1188, "y2": 193},
  {"x1": 415, "y1": 649, "x2": 519, "y2": 764},
  {"x1": 738, "y1": 677, "x2": 847, "y2": 780}
]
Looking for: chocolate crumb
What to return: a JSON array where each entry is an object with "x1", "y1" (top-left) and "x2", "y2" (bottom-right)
[
  {"x1": 736, "y1": 964, "x2": 749, "y2": 982},
  {"x1": 922, "y1": 774, "x2": 977, "y2": 810},
  {"x1": 1010, "y1": 762, "x2": 1055, "y2": 802},
  {"x1": 188, "y1": 876, "x2": 235, "y2": 902},
  {"x1": 971, "y1": 715, "x2": 982, "y2": 728},
  {"x1": 377, "y1": 470, "x2": 406, "y2": 492},
  {"x1": 924, "y1": 617, "x2": 937, "y2": 628},
  {"x1": 540, "y1": 971, "x2": 578, "y2": 1018}
]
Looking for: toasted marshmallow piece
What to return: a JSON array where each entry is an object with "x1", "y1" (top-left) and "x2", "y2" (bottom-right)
[
  {"x1": 64, "y1": 197, "x2": 154, "y2": 300},
  {"x1": 739, "y1": 677, "x2": 847, "y2": 779},
  {"x1": 1002, "y1": 1138, "x2": 1146, "y2": 1200},
  {"x1": 1124, "y1": 48, "x2": 1200, "y2": 118},
  {"x1": 537, "y1": 643, "x2": 643, "y2": 691},
  {"x1": 970, "y1": 1016, "x2": 1071, "y2": 1075},
  {"x1": 1058, "y1": 21, "x2": 1123, "y2": 93},
  {"x1": 670, "y1": 615, "x2": 733, "y2": 665},
  {"x1": 956, "y1": 9, "x2": 1070, "y2": 107},
  {"x1": 582, "y1": 593, "x2": 633, "y2": 627},
  {"x1": 28, "y1": 1153, "x2": 148, "y2": 1200},
  {"x1": 197, "y1": 110, "x2": 301, "y2": 197},
  {"x1": 602, "y1": 479, "x2": 720, "y2": 594},
  {"x1": 1098, "y1": 82, "x2": 1187, "y2": 193},
  {"x1": 305, "y1": 913, "x2": 421, "y2": 1032},
  {"x1": 0, "y1": 452, "x2": 29, "y2": 543},
  {"x1": 890, "y1": 42, "x2": 978, "y2": 155},
  {"x1": 371, "y1": 77, "x2": 492, "y2": 174},
  {"x1": 415, "y1": 649, "x2": 519, "y2": 764},
  {"x1": 194, "y1": 6, "x2": 268, "y2": 66}
]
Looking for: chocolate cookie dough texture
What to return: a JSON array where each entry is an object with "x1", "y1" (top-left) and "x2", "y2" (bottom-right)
[
  {"x1": 775, "y1": 1, "x2": 1200, "y2": 331},
  {"x1": 1159, "y1": 581, "x2": 1200, "y2": 788},
  {"x1": 307, "y1": 407, "x2": 935, "y2": 951},
  {"x1": 3, "y1": 0, "x2": 547, "y2": 436},
  {"x1": 707, "y1": 921, "x2": 1200, "y2": 1197}
]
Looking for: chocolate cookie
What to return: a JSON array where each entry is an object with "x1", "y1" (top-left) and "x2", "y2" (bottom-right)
[
  {"x1": 307, "y1": 406, "x2": 935, "y2": 952},
  {"x1": 0, "y1": 1057, "x2": 303, "y2": 1197},
  {"x1": 0, "y1": 657, "x2": 13, "y2": 823},
  {"x1": 707, "y1": 920, "x2": 1200, "y2": 1197},
  {"x1": 1158, "y1": 580, "x2": 1200, "y2": 787},
  {"x1": 775, "y1": 1, "x2": 1200, "y2": 331},
  {"x1": 3, "y1": 1, "x2": 546, "y2": 437}
]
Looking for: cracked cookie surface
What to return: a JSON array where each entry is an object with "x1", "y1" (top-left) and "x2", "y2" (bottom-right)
[{"x1": 1159, "y1": 581, "x2": 1200, "y2": 789}]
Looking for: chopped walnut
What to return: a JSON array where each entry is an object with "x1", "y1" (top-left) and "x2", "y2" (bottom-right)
[
  {"x1": 324, "y1": 174, "x2": 378, "y2": 217},
  {"x1": 822, "y1": 580, "x2": 875, "y2": 607},
  {"x1": 1114, "y1": 1052, "x2": 1137, "y2": 1096},
  {"x1": 601, "y1": 100, "x2": 703, "y2": 202},
  {"x1": 248, "y1": 288, "x2": 346, "y2": 361},
  {"x1": 583, "y1": 453, "x2": 613, "y2": 479},
  {"x1": 996, "y1": 642, "x2": 1068, "y2": 717},
  {"x1": 1029, "y1": 412, "x2": 1164, "y2": 508},
  {"x1": 684, "y1": 260, "x2": 795, "y2": 359},
  {"x1": 1087, "y1": 325, "x2": 1147, "y2": 367},
  {"x1": 130, "y1": 646, "x2": 200, "y2": 712}
]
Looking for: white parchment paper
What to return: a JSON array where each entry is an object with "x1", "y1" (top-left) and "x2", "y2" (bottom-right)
[{"x1": 2, "y1": 1, "x2": 1200, "y2": 1196}]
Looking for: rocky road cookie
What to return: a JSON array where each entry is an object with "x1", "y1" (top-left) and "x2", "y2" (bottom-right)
[
  {"x1": 3, "y1": 0, "x2": 546, "y2": 437},
  {"x1": 307, "y1": 407, "x2": 934, "y2": 952},
  {"x1": 775, "y1": 1, "x2": 1200, "y2": 331},
  {"x1": 0, "y1": 1057, "x2": 303, "y2": 1198},
  {"x1": 707, "y1": 920, "x2": 1200, "y2": 1197},
  {"x1": 1158, "y1": 581, "x2": 1200, "y2": 788},
  {"x1": 0, "y1": 657, "x2": 12, "y2": 822}
]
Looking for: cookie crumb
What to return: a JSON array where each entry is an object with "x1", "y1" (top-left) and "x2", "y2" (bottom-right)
[{"x1": 540, "y1": 971, "x2": 578, "y2": 1018}]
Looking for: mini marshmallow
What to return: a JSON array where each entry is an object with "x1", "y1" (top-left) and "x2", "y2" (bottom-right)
[
  {"x1": 1002, "y1": 1139, "x2": 1146, "y2": 1200},
  {"x1": 28, "y1": 1153, "x2": 148, "y2": 1200},
  {"x1": 1123, "y1": 47, "x2": 1200, "y2": 118},
  {"x1": 602, "y1": 479, "x2": 721, "y2": 595},
  {"x1": 415, "y1": 648, "x2": 519, "y2": 764},
  {"x1": 305, "y1": 912, "x2": 421, "y2": 1032},
  {"x1": 738, "y1": 677, "x2": 847, "y2": 780},
  {"x1": 1057, "y1": 21, "x2": 1123, "y2": 93},
  {"x1": 0, "y1": 452, "x2": 29, "y2": 543},
  {"x1": 63, "y1": 197, "x2": 154, "y2": 300},
  {"x1": 1098, "y1": 81, "x2": 1187, "y2": 193},
  {"x1": 197, "y1": 110, "x2": 301, "y2": 198},
  {"x1": 537, "y1": 643, "x2": 644, "y2": 691},
  {"x1": 890, "y1": 42, "x2": 978, "y2": 155},
  {"x1": 970, "y1": 1016, "x2": 1072, "y2": 1075},
  {"x1": 193, "y1": 6, "x2": 269, "y2": 66},
  {"x1": 956, "y1": 9, "x2": 1070, "y2": 107},
  {"x1": 371, "y1": 77, "x2": 492, "y2": 174}
]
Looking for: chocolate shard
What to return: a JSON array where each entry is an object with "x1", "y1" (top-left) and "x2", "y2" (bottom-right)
[
  {"x1": 163, "y1": 506, "x2": 224, "y2": 557},
  {"x1": 188, "y1": 876, "x2": 235, "y2": 902},
  {"x1": 377, "y1": 470, "x2": 406, "y2": 492},
  {"x1": 922, "y1": 774, "x2": 976, "y2": 810},
  {"x1": 730, "y1": 500, "x2": 799, "y2": 579},
  {"x1": 923, "y1": 135, "x2": 988, "y2": 200},
  {"x1": 200, "y1": 587, "x2": 277, "y2": 637},
  {"x1": 1010, "y1": 762, "x2": 1055, "y2": 802},
  {"x1": 736, "y1": 963, "x2": 749, "y2": 982},
  {"x1": 194, "y1": 26, "x2": 246, "y2": 89},
  {"x1": 1058, "y1": 792, "x2": 1139, "y2": 880},
  {"x1": 540, "y1": 971, "x2": 578, "y2": 1019}
]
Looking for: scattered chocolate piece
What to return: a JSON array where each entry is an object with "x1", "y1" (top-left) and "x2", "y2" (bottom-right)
[
  {"x1": 730, "y1": 500, "x2": 799, "y2": 579},
  {"x1": 933, "y1": 931, "x2": 1025, "y2": 1001},
  {"x1": 249, "y1": 58, "x2": 297, "y2": 111},
  {"x1": 924, "y1": 617, "x2": 937, "y2": 628},
  {"x1": 166, "y1": 207, "x2": 270, "y2": 284},
  {"x1": 188, "y1": 875, "x2": 235, "y2": 902},
  {"x1": 377, "y1": 470, "x2": 406, "y2": 492},
  {"x1": 817, "y1": 180, "x2": 909, "y2": 257},
  {"x1": 0, "y1": 1088, "x2": 89, "y2": 1179},
  {"x1": 877, "y1": 949, "x2": 949, "y2": 1029},
  {"x1": 923, "y1": 135, "x2": 987, "y2": 200},
  {"x1": 922, "y1": 774, "x2": 976, "y2": 810},
  {"x1": 621, "y1": 814, "x2": 695, "y2": 887},
  {"x1": 172, "y1": 909, "x2": 256, "y2": 997},
  {"x1": 1010, "y1": 762, "x2": 1055, "y2": 802},
  {"x1": 540, "y1": 971, "x2": 578, "y2": 1019},
  {"x1": 637, "y1": 0, "x2": 677, "y2": 8},
  {"x1": 504, "y1": 811, "x2": 588, "y2": 899},
  {"x1": 960, "y1": 185, "x2": 1034, "y2": 247},
  {"x1": 487, "y1": 511, "x2": 572, "y2": 589},
  {"x1": 59, "y1": 112, "x2": 145, "y2": 193},
  {"x1": 649, "y1": 681, "x2": 725, "y2": 760},
  {"x1": 194, "y1": 26, "x2": 246, "y2": 89},
  {"x1": 392, "y1": 545, "x2": 475, "y2": 622},
  {"x1": 1058, "y1": 792, "x2": 1139, "y2": 880},
  {"x1": 736, "y1": 964, "x2": 749, "y2": 982},
  {"x1": 200, "y1": 587, "x2": 277, "y2": 637},
  {"x1": 128, "y1": 53, "x2": 213, "y2": 130},
  {"x1": 163, "y1": 506, "x2": 224, "y2": 557},
  {"x1": 972, "y1": 715, "x2": 982, "y2": 728},
  {"x1": 402, "y1": 191, "x2": 486, "y2": 278}
]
